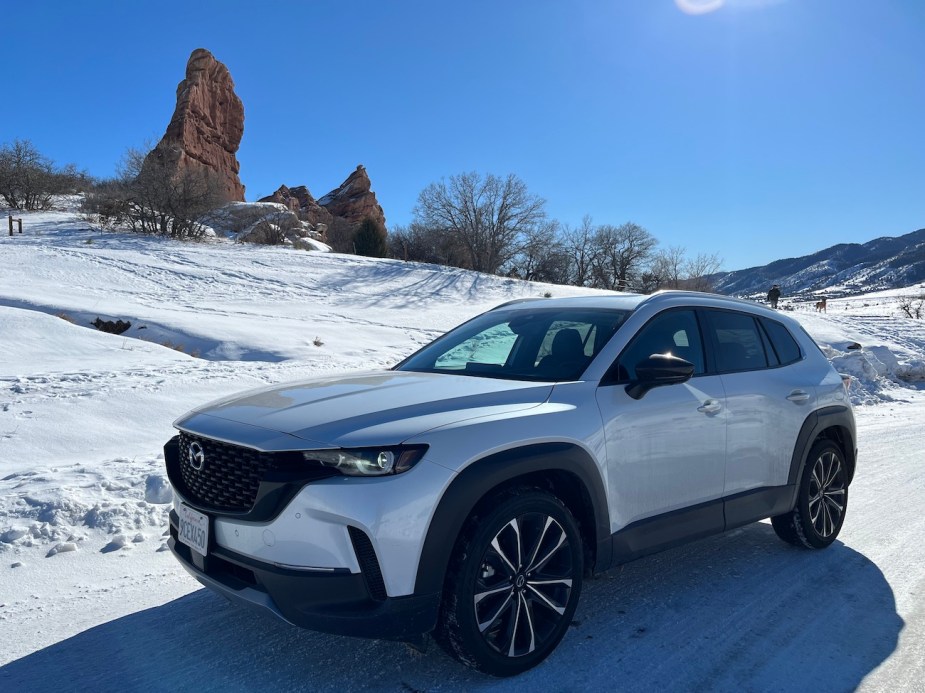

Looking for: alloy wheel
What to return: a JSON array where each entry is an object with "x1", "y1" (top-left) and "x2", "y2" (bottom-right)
[
  {"x1": 473, "y1": 512, "x2": 574, "y2": 658},
  {"x1": 808, "y1": 450, "x2": 846, "y2": 538}
]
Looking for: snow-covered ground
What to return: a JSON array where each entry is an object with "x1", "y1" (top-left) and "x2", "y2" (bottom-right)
[{"x1": 1, "y1": 208, "x2": 923, "y2": 691}]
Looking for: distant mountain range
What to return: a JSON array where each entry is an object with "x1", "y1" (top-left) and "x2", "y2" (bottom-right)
[{"x1": 711, "y1": 228, "x2": 925, "y2": 297}]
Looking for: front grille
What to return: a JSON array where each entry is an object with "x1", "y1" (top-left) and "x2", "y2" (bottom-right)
[{"x1": 177, "y1": 432, "x2": 277, "y2": 512}]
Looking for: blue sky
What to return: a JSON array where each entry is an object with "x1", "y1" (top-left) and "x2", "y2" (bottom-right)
[{"x1": 4, "y1": 0, "x2": 924, "y2": 270}]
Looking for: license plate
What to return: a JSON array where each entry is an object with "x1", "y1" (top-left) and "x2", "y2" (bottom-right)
[{"x1": 178, "y1": 503, "x2": 209, "y2": 557}]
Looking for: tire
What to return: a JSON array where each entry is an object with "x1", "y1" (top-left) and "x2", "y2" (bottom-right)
[
  {"x1": 772, "y1": 439, "x2": 848, "y2": 549},
  {"x1": 435, "y1": 488, "x2": 583, "y2": 677}
]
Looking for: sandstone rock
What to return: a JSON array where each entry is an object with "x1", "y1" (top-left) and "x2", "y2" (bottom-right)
[
  {"x1": 257, "y1": 165, "x2": 385, "y2": 237},
  {"x1": 318, "y1": 165, "x2": 386, "y2": 229},
  {"x1": 258, "y1": 185, "x2": 333, "y2": 226},
  {"x1": 141, "y1": 48, "x2": 245, "y2": 202},
  {"x1": 258, "y1": 185, "x2": 300, "y2": 211}
]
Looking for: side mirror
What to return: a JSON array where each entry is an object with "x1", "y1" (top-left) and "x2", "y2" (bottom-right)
[{"x1": 625, "y1": 354, "x2": 694, "y2": 400}]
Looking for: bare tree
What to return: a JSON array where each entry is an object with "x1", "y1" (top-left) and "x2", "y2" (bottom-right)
[
  {"x1": 0, "y1": 139, "x2": 87, "y2": 210},
  {"x1": 561, "y1": 215, "x2": 598, "y2": 287},
  {"x1": 84, "y1": 144, "x2": 224, "y2": 239},
  {"x1": 643, "y1": 246, "x2": 722, "y2": 293},
  {"x1": 413, "y1": 172, "x2": 546, "y2": 274},
  {"x1": 681, "y1": 252, "x2": 723, "y2": 292},
  {"x1": 647, "y1": 245, "x2": 687, "y2": 291},
  {"x1": 898, "y1": 294, "x2": 924, "y2": 319},
  {"x1": 511, "y1": 220, "x2": 571, "y2": 283},
  {"x1": 590, "y1": 222, "x2": 658, "y2": 291}
]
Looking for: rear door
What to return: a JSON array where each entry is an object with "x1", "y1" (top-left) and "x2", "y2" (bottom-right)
[{"x1": 702, "y1": 309, "x2": 816, "y2": 495}]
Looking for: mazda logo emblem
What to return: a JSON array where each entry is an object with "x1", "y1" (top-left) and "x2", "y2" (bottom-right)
[{"x1": 187, "y1": 441, "x2": 206, "y2": 471}]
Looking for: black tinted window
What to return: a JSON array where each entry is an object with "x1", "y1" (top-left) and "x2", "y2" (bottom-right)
[
  {"x1": 761, "y1": 318, "x2": 803, "y2": 365},
  {"x1": 615, "y1": 309, "x2": 705, "y2": 381},
  {"x1": 706, "y1": 310, "x2": 769, "y2": 373}
]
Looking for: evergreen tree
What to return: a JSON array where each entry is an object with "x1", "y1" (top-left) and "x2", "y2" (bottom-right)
[{"x1": 353, "y1": 217, "x2": 388, "y2": 257}]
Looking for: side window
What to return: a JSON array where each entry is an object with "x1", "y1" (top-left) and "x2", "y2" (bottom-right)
[
  {"x1": 760, "y1": 318, "x2": 803, "y2": 366},
  {"x1": 615, "y1": 310, "x2": 705, "y2": 381},
  {"x1": 706, "y1": 310, "x2": 769, "y2": 373}
]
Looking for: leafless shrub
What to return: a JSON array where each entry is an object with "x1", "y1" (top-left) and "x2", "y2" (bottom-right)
[
  {"x1": 82, "y1": 144, "x2": 223, "y2": 239},
  {"x1": 898, "y1": 295, "x2": 924, "y2": 319},
  {"x1": 388, "y1": 222, "x2": 469, "y2": 267},
  {"x1": 0, "y1": 139, "x2": 90, "y2": 210},
  {"x1": 243, "y1": 209, "x2": 302, "y2": 245}
]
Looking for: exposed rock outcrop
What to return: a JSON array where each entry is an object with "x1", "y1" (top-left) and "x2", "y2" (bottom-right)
[
  {"x1": 141, "y1": 48, "x2": 245, "y2": 202},
  {"x1": 259, "y1": 165, "x2": 386, "y2": 233},
  {"x1": 203, "y1": 202, "x2": 331, "y2": 250},
  {"x1": 318, "y1": 165, "x2": 386, "y2": 229},
  {"x1": 258, "y1": 185, "x2": 334, "y2": 227}
]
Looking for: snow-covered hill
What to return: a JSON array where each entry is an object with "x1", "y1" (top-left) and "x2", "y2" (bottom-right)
[
  {"x1": 711, "y1": 227, "x2": 925, "y2": 297},
  {"x1": 1, "y1": 209, "x2": 924, "y2": 691}
]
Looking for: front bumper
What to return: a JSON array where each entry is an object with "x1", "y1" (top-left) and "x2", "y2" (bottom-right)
[{"x1": 168, "y1": 510, "x2": 440, "y2": 640}]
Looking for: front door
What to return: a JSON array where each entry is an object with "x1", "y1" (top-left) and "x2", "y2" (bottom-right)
[{"x1": 595, "y1": 309, "x2": 727, "y2": 534}]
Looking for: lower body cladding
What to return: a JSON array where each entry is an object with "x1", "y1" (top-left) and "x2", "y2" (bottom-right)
[{"x1": 168, "y1": 510, "x2": 439, "y2": 639}]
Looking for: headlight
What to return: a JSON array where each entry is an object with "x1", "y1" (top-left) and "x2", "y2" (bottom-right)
[{"x1": 302, "y1": 446, "x2": 427, "y2": 477}]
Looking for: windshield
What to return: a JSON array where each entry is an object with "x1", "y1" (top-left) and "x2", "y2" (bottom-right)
[{"x1": 396, "y1": 307, "x2": 630, "y2": 381}]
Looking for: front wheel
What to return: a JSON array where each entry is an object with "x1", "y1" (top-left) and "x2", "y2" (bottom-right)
[
  {"x1": 435, "y1": 488, "x2": 583, "y2": 677},
  {"x1": 772, "y1": 439, "x2": 848, "y2": 549}
]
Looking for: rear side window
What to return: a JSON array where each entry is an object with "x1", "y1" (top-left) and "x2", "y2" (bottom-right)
[
  {"x1": 705, "y1": 310, "x2": 769, "y2": 373},
  {"x1": 760, "y1": 318, "x2": 803, "y2": 365}
]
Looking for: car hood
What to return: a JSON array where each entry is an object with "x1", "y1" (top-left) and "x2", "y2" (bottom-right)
[{"x1": 174, "y1": 370, "x2": 554, "y2": 450}]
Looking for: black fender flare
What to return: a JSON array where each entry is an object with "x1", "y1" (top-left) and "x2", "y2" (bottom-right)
[
  {"x1": 414, "y1": 442, "x2": 611, "y2": 600},
  {"x1": 787, "y1": 405, "x2": 857, "y2": 507}
]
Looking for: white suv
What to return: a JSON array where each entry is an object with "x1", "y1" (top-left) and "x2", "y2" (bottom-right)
[{"x1": 165, "y1": 291, "x2": 856, "y2": 676}]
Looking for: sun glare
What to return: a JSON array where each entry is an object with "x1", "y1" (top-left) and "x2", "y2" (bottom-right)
[
  {"x1": 675, "y1": 0, "x2": 725, "y2": 15},
  {"x1": 675, "y1": 0, "x2": 790, "y2": 14}
]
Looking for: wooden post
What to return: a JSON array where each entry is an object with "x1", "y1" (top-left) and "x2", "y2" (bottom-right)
[
  {"x1": 8, "y1": 214, "x2": 12, "y2": 236},
  {"x1": 17, "y1": 218, "x2": 22, "y2": 234}
]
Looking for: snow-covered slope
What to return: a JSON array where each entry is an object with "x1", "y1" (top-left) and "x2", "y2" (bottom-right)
[{"x1": 1, "y1": 209, "x2": 924, "y2": 691}]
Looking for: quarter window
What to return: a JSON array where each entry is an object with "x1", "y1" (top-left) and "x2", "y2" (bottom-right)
[{"x1": 760, "y1": 318, "x2": 803, "y2": 365}]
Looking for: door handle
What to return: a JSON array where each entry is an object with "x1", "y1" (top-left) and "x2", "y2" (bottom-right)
[
  {"x1": 787, "y1": 390, "x2": 811, "y2": 403},
  {"x1": 697, "y1": 399, "x2": 722, "y2": 415}
]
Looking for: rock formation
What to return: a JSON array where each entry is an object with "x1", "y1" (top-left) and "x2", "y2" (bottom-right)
[
  {"x1": 317, "y1": 166, "x2": 386, "y2": 229},
  {"x1": 259, "y1": 165, "x2": 386, "y2": 232},
  {"x1": 259, "y1": 184, "x2": 334, "y2": 227},
  {"x1": 141, "y1": 48, "x2": 245, "y2": 202}
]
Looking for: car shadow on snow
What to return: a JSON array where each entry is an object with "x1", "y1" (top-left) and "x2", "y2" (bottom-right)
[{"x1": 0, "y1": 523, "x2": 902, "y2": 692}]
